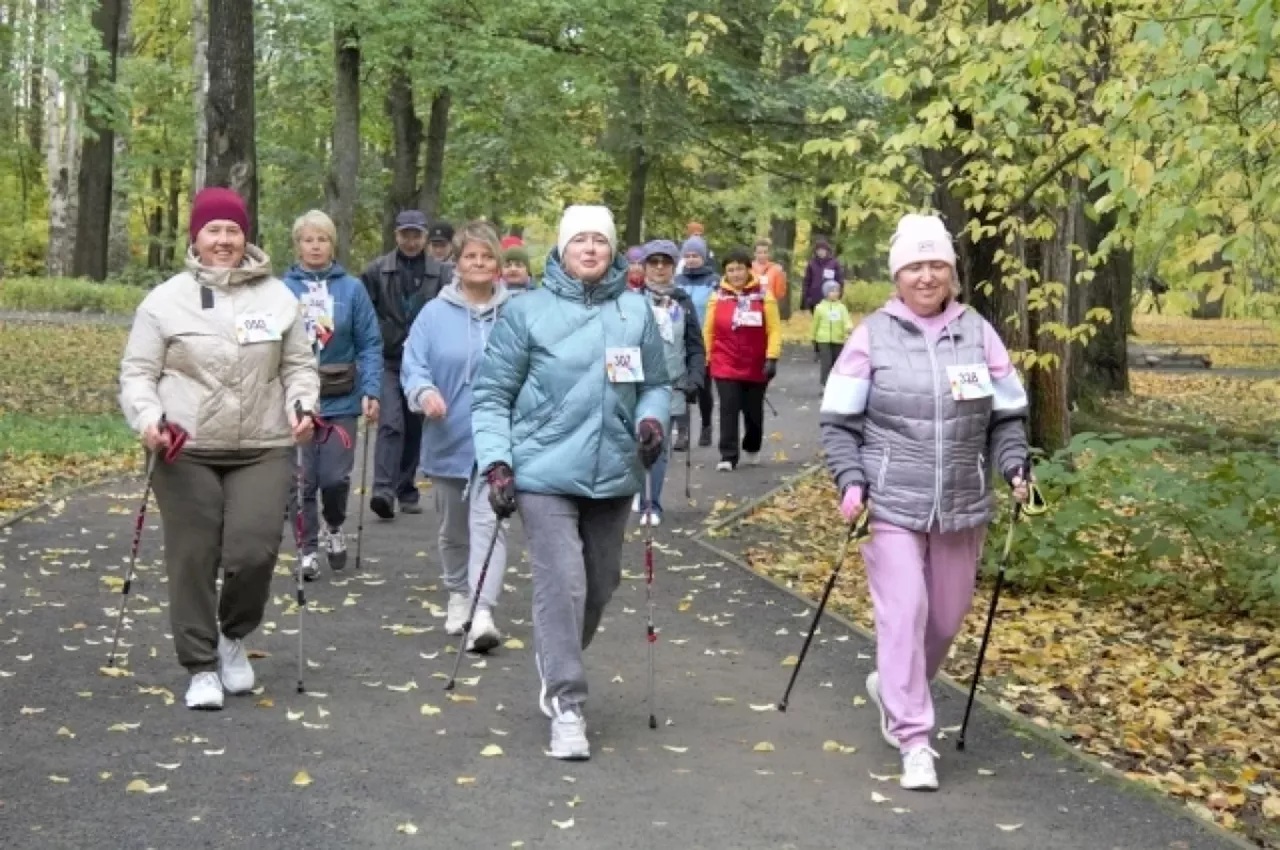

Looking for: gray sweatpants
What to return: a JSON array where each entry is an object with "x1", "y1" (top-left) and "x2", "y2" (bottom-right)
[
  {"x1": 151, "y1": 448, "x2": 293, "y2": 673},
  {"x1": 287, "y1": 415, "x2": 357, "y2": 553},
  {"x1": 518, "y1": 492, "x2": 632, "y2": 711},
  {"x1": 434, "y1": 476, "x2": 508, "y2": 609},
  {"x1": 374, "y1": 365, "x2": 423, "y2": 505}
]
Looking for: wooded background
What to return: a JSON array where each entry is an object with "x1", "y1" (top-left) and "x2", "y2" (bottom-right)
[{"x1": 0, "y1": 0, "x2": 1276, "y2": 450}]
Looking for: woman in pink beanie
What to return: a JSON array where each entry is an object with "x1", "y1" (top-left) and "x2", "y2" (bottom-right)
[
  {"x1": 119, "y1": 187, "x2": 319, "y2": 711},
  {"x1": 818, "y1": 212, "x2": 1034, "y2": 791}
]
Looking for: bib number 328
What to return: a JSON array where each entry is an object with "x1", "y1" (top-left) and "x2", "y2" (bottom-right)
[{"x1": 946, "y1": 363, "x2": 994, "y2": 401}]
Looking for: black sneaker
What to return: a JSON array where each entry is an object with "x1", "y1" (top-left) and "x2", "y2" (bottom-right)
[
  {"x1": 370, "y1": 492, "x2": 395, "y2": 520},
  {"x1": 673, "y1": 430, "x2": 689, "y2": 452},
  {"x1": 698, "y1": 426, "x2": 712, "y2": 447}
]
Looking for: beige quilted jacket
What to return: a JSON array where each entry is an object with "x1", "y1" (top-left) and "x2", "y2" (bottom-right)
[{"x1": 119, "y1": 246, "x2": 320, "y2": 450}]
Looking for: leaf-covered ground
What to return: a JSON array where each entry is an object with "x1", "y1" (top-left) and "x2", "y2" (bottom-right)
[
  {"x1": 0, "y1": 322, "x2": 140, "y2": 519},
  {"x1": 1133, "y1": 315, "x2": 1280, "y2": 369},
  {"x1": 734, "y1": 472, "x2": 1280, "y2": 847}
]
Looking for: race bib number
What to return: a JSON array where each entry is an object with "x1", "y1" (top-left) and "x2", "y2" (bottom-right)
[
  {"x1": 735, "y1": 309, "x2": 763, "y2": 327},
  {"x1": 826, "y1": 306, "x2": 843, "y2": 321},
  {"x1": 605, "y1": 346, "x2": 644, "y2": 383},
  {"x1": 302, "y1": 289, "x2": 334, "y2": 347},
  {"x1": 823, "y1": 268, "x2": 836, "y2": 281},
  {"x1": 236, "y1": 311, "x2": 280, "y2": 345},
  {"x1": 946, "y1": 364, "x2": 994, "y2": 401}
]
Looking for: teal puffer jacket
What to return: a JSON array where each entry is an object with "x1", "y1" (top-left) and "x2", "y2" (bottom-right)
[{"x1": 471, "y1": 252, "x2": 671, "y2": 499}]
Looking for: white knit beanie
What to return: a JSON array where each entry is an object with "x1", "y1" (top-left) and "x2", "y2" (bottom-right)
[
  {"x1": 558, "y1": 205, "x2": 618, "y2": 258},
  {"x1": 888, "y1": 213, "x2": 957, "y2": 278}
]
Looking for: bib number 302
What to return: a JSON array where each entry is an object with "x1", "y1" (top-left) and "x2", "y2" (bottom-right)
[{"x1": 605, "y1": 346, "x2": 644, "y2": 383}]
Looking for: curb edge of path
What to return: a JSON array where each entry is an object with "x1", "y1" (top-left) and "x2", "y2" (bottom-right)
[
  {"x1": 689, "y1": 463, "x2": 1257, "y2": 850},
  {"x1": 0, "y1": 473, "x2": 136, "y2": 531}
]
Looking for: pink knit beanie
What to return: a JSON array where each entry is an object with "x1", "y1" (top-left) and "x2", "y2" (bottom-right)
[{"x1": 888, "y1": 214, "x2": 956, "y2": 278}]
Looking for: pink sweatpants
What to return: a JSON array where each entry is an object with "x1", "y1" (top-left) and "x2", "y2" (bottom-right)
[{"x1": 862, "y1": 520, "x2": 986, "y2": 751}]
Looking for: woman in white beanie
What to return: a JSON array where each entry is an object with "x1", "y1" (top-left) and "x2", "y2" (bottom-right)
[
  {"x1": 471, "y1": 204, "x2": 671, "y2": 760},
  {"x1": 818, "y1": 213, "x2": 1033, "y2": 791}
]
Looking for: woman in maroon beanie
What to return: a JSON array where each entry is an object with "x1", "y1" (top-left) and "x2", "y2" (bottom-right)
[{"x1": 119, "y1": 187, "x2": 319, "y2": 710}]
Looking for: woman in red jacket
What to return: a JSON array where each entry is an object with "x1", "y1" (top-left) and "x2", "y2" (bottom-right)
[{"x1": 702, "y1": 247, "x2": 782, "y2": 470}]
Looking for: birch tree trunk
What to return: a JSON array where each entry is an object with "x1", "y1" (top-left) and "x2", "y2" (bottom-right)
[
  {"x1": 192, "y1": 0, "x2": 208, "y2": 193},
  {"x1": 107, "y1": 0, "x2": 134, "y2": 273}
]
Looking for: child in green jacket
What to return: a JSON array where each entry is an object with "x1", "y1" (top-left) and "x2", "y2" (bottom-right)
[{"x1": 812, "y1": 280, "x2": 852, "y2": 386}]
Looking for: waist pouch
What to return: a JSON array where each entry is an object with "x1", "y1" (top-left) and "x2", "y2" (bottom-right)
[{"x1": 319, "y1": 363, "x2": 357, "y2": 398}]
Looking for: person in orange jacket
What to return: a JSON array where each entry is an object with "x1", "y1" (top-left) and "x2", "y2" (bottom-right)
[
  {"x1": 702, "y1": 246, "x2": 782, "y2": 471},
  {"x1": 752, "y1": 238, "x2": 787, "y2": 304}
]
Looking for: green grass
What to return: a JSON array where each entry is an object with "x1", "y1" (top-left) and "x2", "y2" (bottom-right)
[
  {"x1": 0, "y1": 276, "x2": 146, "y2": 315},
  {"x1": 0, "y1": 413, "x2": 136, "y2": 456}
]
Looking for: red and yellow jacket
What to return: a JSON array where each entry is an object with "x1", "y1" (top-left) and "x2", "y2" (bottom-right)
[{"x1": 703, "y1": 275, "x2": 782, "y2": 384}]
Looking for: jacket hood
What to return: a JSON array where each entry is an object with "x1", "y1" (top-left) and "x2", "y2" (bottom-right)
[
  {"x1": 717, "y1": 274, "x2": 762, "y2": 296},
  {"x1": 541, "y1": 251, "x2": 628, "y2": 304},
  {"x1": 438, "y1": 279, "x2": 512, "y2": 318},
  {"x1": 881, "y1": 296, "x2": 966, "y2": 331},
  {"x1": 678, "y1": 263, "x2": 716, "y2": 281},
  {"x1": 185, "y1": 243, "x2": 273, "y2": 289},
  {"x1": 284, "y1": 262, "x2": 350, "y2": 284}
]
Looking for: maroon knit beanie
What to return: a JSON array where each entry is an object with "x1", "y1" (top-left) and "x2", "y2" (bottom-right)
[{"x1": 189, "y1": 187, "x2": 250, "y2": 241}]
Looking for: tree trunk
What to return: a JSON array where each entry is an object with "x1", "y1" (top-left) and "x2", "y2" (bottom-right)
[
  {"x1": 813, "y1": 179, "x2": 839, "y2": 243},
  {"x1": 165, "y1": 168, "x2": 181, "y2": 266},
  {"x1": 192, "y1": 0, "x2": 208, "y2": 192},
  {"x1": 26, "y1": 0, "x2": 46, "y2": 155},
  {"x1": 769, "y1": 200, "x2": 797, "y2": 320},
  {"x1": 146, "y1": 167, "x2": 162, "y2": 267},
  {"x1": 624, "y1": 142, "x2": 647, "y2": 247},
  {"x1": 1028, "y1": 211, "x2": 1073, "y2": 453},
  {"x1": 45, "y1": 59, "x2": 79, "y2": 277},
  {"x1": 419, "y1": 88, "x2": 450, "y2": 222},
  {"x1": 205, "y1": 0, "x2": 257, "y2": 240},
  {"x1": 327, "y1": 22, "x2": 359, "y2": 264},
  {"x1": 384, "y1": 58, "x2": 421, "y2": 248},
  {"x1": 73, "y1": 0, "x2": 124, "y2": 280}
]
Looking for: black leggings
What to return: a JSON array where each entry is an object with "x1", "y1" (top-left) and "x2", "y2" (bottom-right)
[
  {"x1": 697, "y1": 367, "x2": 714, "y2": 430},
  {"x1": 715, "y1": 379, "x2": 766, "y2": 465}
]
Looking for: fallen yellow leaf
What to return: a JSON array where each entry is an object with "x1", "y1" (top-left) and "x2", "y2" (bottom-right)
[
  {"x1": 396, "y1": 823, "x2": 419, "y2": 835},
  {"x1": 504, "y1": 638, "x2": 525, "y2": 650},
  {"x1": 98, "y1": 666, "x2": 133, "y2": 678},
  {"x1": 420, "y1": 704, "x2": 442, "y2": 716},
  {"x1": 480, "y1": 744, "x2": 504, "y2": 757},
  {"x1": 752, "y1": 742, "x2": 775, "y2": 753},
  {"x1": 292, "y1": 770, "x2": 313, "y2": 787}
]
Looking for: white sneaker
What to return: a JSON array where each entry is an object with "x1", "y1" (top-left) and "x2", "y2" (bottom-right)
[
  {"x1": 744, "y1": 451, "x2": 761, "y2": 466},
  {"x1": 297, "y1": 552, "x2": 320, "y2": 582},
  {"x1": 466, "y1": 607, "x2": 501, "y2": 654},
  {"x1": 716, "y1": 461, "x2": 733, "y2": 472},
  {"x1": 866, "y1": 672, "x2": 900, "y2": 748},
  {"x1": 445, "y1": 593, "x2": 470, "y2": 636},
  {"x1": 323, "y1": 526, "x2": 348, "y2": 571},
  {"x1": 632, "y1": 493, "x2": 642, "y2": 513},
  {"x1": 646, "y1": 512, "x2": 662, "y2": 528},
  {"x1": 185, "y1": 671, "x2": 224, "y2": 710},
  {"x1": 900, "y1": 746, "x2": 940, "y2": 791},
  {"x1": 217, "y1": 634, "x2": 255, "y2": 694},
  {"x1": 548, "y1": 704, "x2": 590, "y2": 760},
  {"x1": 638, "y1": 512, "x2": 650, "y2": 527}
]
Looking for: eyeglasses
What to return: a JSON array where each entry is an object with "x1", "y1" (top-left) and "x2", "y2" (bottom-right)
[{"x1": 645, "y1": 257, "x2": 674, "y2": 267}]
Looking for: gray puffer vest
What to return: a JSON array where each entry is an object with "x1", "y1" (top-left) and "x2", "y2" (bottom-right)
[{"x1": 862, "y1": 308, "x2": 996, "y2": 533}]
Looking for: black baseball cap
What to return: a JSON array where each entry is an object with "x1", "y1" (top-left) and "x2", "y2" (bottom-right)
[
  {"x1": 428, "y1": 221, "x2": 455, "y2": 243},
  {"x1": 394, "y1": 210, "x2": 427, "y2": 232}
]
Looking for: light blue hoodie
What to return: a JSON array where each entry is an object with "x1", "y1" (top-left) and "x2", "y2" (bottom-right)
[{"x1": 401, "y1": 281, "x2": 512, "y2": 479}]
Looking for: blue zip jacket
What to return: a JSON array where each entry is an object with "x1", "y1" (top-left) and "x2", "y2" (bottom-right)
[
  {"x1": 401, "y1": 282, "x2": 512, "y2": 479},
  {"x1": 472, "y1": 252, "x2": 671, "y2": 499},
  {"x1": 282, "y1": 263, "x2": 382, "y2": 418},
  {"x1": 675, "y1": 264, "x2": 718, "y2": 325}
]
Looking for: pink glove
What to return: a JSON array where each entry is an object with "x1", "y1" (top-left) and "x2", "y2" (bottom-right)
[{"x1": 840, "y1": 485, "x2": 865, "y2": 522}]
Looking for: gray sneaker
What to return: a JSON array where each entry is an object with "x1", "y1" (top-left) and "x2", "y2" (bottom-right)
[{"x1": 323, "y1": 526, "x2": 348, "y2": 571}]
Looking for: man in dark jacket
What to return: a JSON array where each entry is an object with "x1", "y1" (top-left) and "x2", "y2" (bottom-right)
[{"x1": 360, "y1": 210, "x2": 452, "y2": 519}]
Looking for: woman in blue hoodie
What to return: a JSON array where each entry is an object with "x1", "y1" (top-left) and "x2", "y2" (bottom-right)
[
  {"x1": 674, "y1": 235, "x2": 719, "y2": 448},
  {"x1": 283, "y1": 210, "x2": 383, "y2": 581},
  {"x1": 401, "y1": 221, "x2": 513, "y2": 653}
]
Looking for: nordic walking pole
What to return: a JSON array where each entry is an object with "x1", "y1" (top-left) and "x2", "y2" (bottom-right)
[
  {"x1": 444, "y1": 523, "x2": 503, "y2": 691},
  {"x1": 684, "y1": 421, "x2": 693, "y2": 504},
  {"x1": 106, "y1": 415, "x2": 185, "y2": 668},
  {"x1": 293, "y1": 402, "x2": 309, "y2": 694},
  {"x1": 778, "y1": 504, "x2": 869, "y2": 712},
  {"x1": 353, "y1": 416, "x2": 372, "y2": 570},
  {"x1": 106, "y1": 451, "x2": 158, "y2": 667},
  {"x1": 644, "y1": 470, "x2": 658, "y2": 729},
  {"x1": 763, "y1": 393, "x2": 778, "y2": 417},
  {"x1": 957, "y1": 463, "x2": 1044, "y2": 751}
]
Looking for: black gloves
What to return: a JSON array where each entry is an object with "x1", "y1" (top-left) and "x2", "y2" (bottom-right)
[
  {"x1": 485, "y1": 462, "x2": 517, "y2": 519},
  {"x1": 1002, "y1": 460, "x2": 1030, "y2": 487},
  {"x1": 763, "y1": 359, "x2": 778, "y2": 381},
  {"x1": 637, "y1": 418, "x2": 664, "y2": 469},
  {"x1": 674, "y1": 375, "x2": 701, "y2": 402}
]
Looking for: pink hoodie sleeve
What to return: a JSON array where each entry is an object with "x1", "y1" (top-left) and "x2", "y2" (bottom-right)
[{"x1": 983, "y1": 322, "x2": 1015, "y2": 380}]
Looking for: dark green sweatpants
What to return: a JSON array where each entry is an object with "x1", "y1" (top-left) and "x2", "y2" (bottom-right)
[{"x1": 151, "y1": 448, "x2": 292, "y2": 673}]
